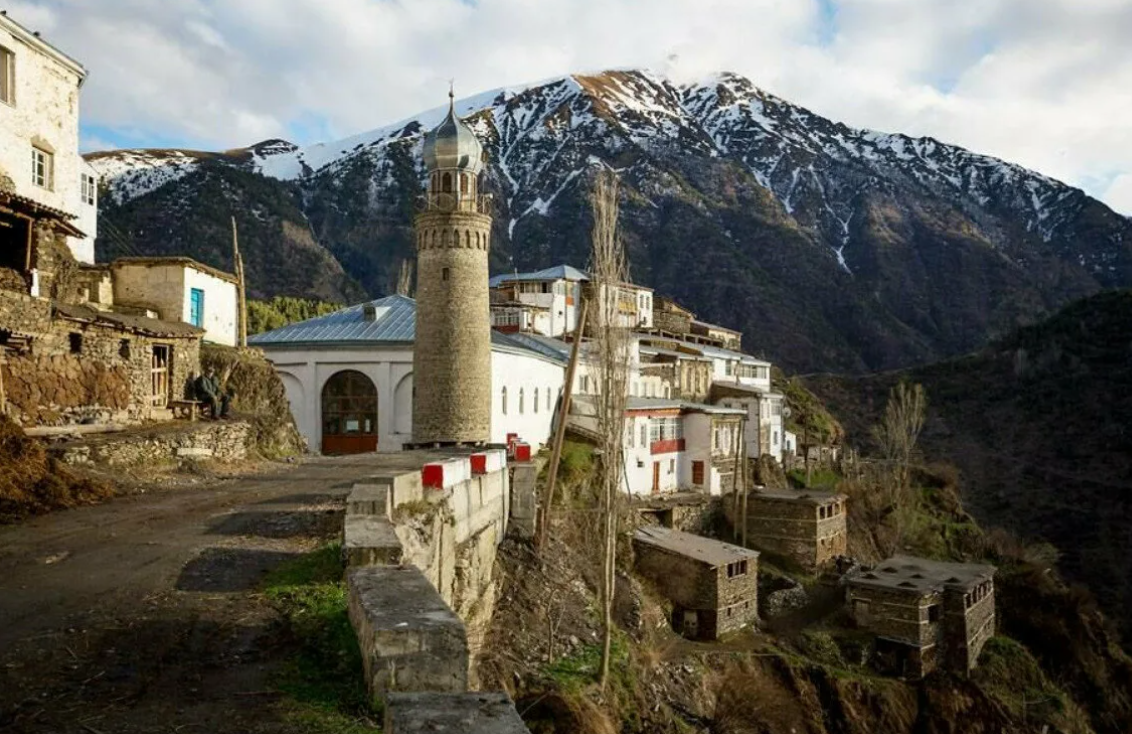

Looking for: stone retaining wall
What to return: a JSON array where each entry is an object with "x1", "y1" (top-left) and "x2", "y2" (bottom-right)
[
  {"x1": 51, "y1": 420, "x2": 252, "y2": 467},
  {"x1": 342, "y1": 449, "x2": 530, "y2": 731}
]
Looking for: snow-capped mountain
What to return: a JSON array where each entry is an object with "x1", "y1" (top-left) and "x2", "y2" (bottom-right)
[{"x1": 87, "y1": 69, "x2": 1132, "y2": 372}]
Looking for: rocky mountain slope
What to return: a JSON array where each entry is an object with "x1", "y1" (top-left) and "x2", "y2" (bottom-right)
[
  {"x1": 88, "y1": 70, "x2": 1132, "y2": 372},
  {"x1": 805, "y1": 290, "x2": 1132, "y2": 638}
]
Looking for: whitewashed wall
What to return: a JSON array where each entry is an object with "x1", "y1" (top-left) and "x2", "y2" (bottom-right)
[
  {"x1": 181, "y1": 266, "x2": 238, "y2": 346},
  {"x1": 260, "y1": 344, "x2": 564, "y2": 454},
  {"x1": 0, "y1": 19, "x2": 93, "y2": 263}
]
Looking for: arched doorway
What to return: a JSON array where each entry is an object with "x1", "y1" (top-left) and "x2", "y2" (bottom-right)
[{"x1": 321, "y1": 370, "x2": 378, "y2": 455}]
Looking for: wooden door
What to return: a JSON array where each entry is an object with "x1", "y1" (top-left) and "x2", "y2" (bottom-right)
[
  {"x1": 320, "y1": 370, "x2": 379, "y2": 455},
  {"x1": 150, "y1": 345, "x2": 169, "y2": 407},
  {"x1": 652, "y1": 461, "x2": 660, "y2": 494}
]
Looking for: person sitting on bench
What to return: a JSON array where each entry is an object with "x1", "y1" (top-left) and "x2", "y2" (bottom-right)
[{"x1": 193, "y1": 368, "x2": 231, "y2": 420}]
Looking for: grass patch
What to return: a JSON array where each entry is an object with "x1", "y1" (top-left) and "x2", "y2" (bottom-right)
[
  {"x1": 972, "y1": 636, "x2": 1090, "y2": 730},
  {"x1": 786, "y1": 467, "x2": 840, "y2": 490},
  {"x1": 261, "y1": 544, "x2": 381, "y2": 732},
  {"x1": 543, "y1": 635, "x2": 634, "y2": 695}
]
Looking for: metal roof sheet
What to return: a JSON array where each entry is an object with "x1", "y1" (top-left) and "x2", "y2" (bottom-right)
[
  {"x1": 249, "y1": 294, "x2": 565, "y2": 365},
  {"x1": 488, "y1": 265, "x2": 590, "y2": 287}
]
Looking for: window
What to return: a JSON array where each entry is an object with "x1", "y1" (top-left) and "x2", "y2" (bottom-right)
[
  {"x1": 639, "y1": 424, "x2": 647, "y2": 447},
  {"x1": 442, "y1": 172, "x2": 452, "y2": 193},
  {"x1": 0, "y1": 45, "x2": 13, "y2": 105},
  {"x1": 928, "y1": 605, "x2": 942, "y2": 623},
  {"x1": 442, "y1": 267, "x2": 450, "y2": 281},
  {"x1": 119, "y1": 339, "x2": 131, "y2": 360},
  {"x1": 501, "y1": 387, "x2": 507, "y2": 415},
  {"x1": 69, "y1": 332, "x2": 83, "y2": 354},
  {"x1": 546, "y1": 387, "x2": 551, "y2": 411},
  {"x1": 533, "y1": 388, "x2": 539, "y2": 413},
  {"x1": 519, "y1": 388, "x2": 524, "y2": 414},
  {"x1": 32, "y1": 147, "x2": 54, "y2": 190},
  {"x1": 189, "y1": 288, "x2": 204, "y2": 327},
  {"x1": 668, "y1": 458, "x2": 674, "y2": 474},
  {"x1": 692, "y1": 460, "x2": 705, "y2": 485},
  {"x1": 81, "y1": 173, "x2": 96, "y2": 206},
  {"x1": 726, "y1": 560, "x2": 748, "y2": 578}
]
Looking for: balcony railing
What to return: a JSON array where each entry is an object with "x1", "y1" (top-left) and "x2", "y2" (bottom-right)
[{"x1": 417, "y1": 193, "x2": 494, "y2": 214}]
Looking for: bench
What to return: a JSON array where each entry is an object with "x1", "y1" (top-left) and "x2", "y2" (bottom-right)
[{"x1": 169, "y1": 399, "x2": 205, "y2": 421}]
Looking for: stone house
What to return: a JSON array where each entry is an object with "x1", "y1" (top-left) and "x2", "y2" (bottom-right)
[
  {"x1": 728, "y1": 488, "x2": 848, "y2": 570},
  {"x1": 0, "y1": 12, "x2": 97, "y2": 271},
  {"x1": 844, "y1": 555, "x2": 996, "y2": 678},
  {"x1": 633, "y1": 525, "x2": 760, "y2": 640},
  {"x1": 690, "y1": 319, "x2": 742, "y2": 351},
  {"x1": 0, "y1": 11, "x2": 207, "y2": 429},
  {"x1": 651, "y1": 295, "x2": 695, "y2": 335},
  {"x1": 1, "y1": 291, "x2": 201, "y2": 425},
  {"x1": 80, "y1": 257, "x2": 239, "y2": 346}
]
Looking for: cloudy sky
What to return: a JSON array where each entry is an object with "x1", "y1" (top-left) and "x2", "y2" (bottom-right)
[{"x1": 9, "y1": 0, "x2": 1132, "y2": 213}]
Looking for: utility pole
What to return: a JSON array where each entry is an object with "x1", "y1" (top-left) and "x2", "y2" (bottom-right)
[
  {"x1": 232, "y1": 216, "x2": 248, "y2": 347},
  {"x1": 536, "y1": 298, "x2": 589, "y2": 552}
]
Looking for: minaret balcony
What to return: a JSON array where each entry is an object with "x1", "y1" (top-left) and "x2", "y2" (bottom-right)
[{"x1": 418, "y1": 192, "x2": 494, "y2": 214}]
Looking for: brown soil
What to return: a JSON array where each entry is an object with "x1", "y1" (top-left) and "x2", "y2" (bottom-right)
[{"x1": 0, "y1": 454, "x2": 396, "y2": 734}]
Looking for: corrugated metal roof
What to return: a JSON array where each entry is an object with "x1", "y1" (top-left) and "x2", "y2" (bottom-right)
[
  {"x1": 488, "y1": 265, "x2": 590, "y2": 287},
  {"x1": 249, "y1": 294, "x2": 418, "y2": 345},
  {"x1": 502, "y1": 332, "x2": 572, "y2": 361},
  {"x1": 249, "y1": 294, "x2": 565, "y2": 366}
]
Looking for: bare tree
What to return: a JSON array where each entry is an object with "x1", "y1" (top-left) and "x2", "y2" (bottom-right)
[
  {"x1": 870, "y1": 381, "x2": 927, "y2": 552},
  {"x1": 589, "y1": 167, "x2": 631, "y2": 690},
  {"x1": 872, "y1": 381, "x2": 927, "y2": 491},
  {"x1": 396, "y1": 258, "x2": 415, "y2": 297}
]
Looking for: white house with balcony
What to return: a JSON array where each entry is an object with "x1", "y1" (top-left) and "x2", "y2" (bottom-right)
[{"x1": 0, "y1": 12, "x2": 97, "y2": 269}]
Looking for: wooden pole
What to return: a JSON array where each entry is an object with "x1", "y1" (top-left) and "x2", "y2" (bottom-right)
[
  {"x1": 731, "y1": 419, "x2": 743, "y2": 542},
  {"x1": 232, "y1": 216, "x2": 247, "y2": 347},
  {"x1": 536, "y1": 298, "x2": 589, "y2": 553},
  {"x1": 0, "y1": 356, "x2": 7, "y2": 417}
]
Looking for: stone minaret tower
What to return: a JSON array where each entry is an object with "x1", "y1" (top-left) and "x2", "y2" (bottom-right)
[{"x1": 411, "y1": 91, "x2": 493, "y2": 445}]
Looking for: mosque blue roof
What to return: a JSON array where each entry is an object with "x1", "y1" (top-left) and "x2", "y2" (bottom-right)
[{"x1": 248, "y1": 294, "x2": 564, "y2": 364}]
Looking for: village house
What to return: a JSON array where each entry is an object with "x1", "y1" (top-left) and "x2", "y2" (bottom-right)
[
  {"x1": 844, "y1": 555, "x2": 996, "y2": 678},
  {"x1": 633, "y1": 525, "x2": 760, "y2": 640},
  {"x1": 0, "y1": 12, "x2": 97, "y2": 274},
  {"x1": 0, "y1": 12, "x2": 210, "y2": 428},
  {"x1": 489, "y1": 265, "x2": 587, "y2": 337},
  {"x1": 728, "y1": 488, "x2": 848, "y2": 569},
  {"x1": 81, "y1": 257, "x2": 239, "y2": 346}
]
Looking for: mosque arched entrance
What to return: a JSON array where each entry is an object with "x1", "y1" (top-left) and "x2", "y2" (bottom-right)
[{"x1": 320, "y1": 370, "x2": 378, "y2": 454}]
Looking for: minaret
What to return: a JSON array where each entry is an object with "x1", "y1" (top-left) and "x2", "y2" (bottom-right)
[{"x1": 411, "y1": 89, "x2": 493, "y2": 445}]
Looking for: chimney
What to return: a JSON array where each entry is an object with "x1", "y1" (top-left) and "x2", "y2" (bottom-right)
[{"x1": 363, "y1": 304, "x2": 377, "y2": 321}]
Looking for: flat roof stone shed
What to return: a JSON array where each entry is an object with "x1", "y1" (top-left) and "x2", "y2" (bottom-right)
[
  {"x1": 730, "y1": 487, "x2": 848, "y2": 569},
  {"x1": 384, "y1": 691, "x2": 529, "y2": 733},
  {"x1": 347, "y1": 565, "x2": 468, "y2": 703},
  {"x1": 633, "y1": 526, "x2": 760, "y2": 640},
  {"x1": 844, "y1": 555, "x2": 997, "y2": 678}
]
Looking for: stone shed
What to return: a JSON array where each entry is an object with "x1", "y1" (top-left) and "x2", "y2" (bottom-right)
[
  {"x1": 1, "y1": 296, "x2": 202, "y2": 426},
  {"x1": 844, "y1": 555, "x2": 996, "y2": 678},
  {"x1": 633, "y1": 525, "x2": 759, "y2": 640},
  {"x1": 730, "y1": 488, "x2": 847, "y2": 569}
]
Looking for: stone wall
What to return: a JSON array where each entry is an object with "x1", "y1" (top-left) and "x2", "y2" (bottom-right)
[
  {"x1": 2, "y1": 314, "x2": 199, "y2": 426},
  {"x1": 50, "y1": 420, "x2": 252, "y2": 467},
  {"x1": 733, "y1": 493, "x2": 847, "y2": 569},
  {"x1": 633, "y1": 539, "x2": 758, "y2": 640}
]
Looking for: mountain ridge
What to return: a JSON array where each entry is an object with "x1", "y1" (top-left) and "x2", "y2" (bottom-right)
[{"x1": 87, "y1": 68, "x2": 1132, "y2": 372}]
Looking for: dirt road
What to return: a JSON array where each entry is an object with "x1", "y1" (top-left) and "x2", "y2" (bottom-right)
[{"x1": 0, "y1": 455, "x2": 393, "y2": 734}]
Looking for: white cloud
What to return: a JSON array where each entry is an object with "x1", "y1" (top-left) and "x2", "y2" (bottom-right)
[{"x1": 11, "y1": 0, "x2": 1132, "y2": 212}]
